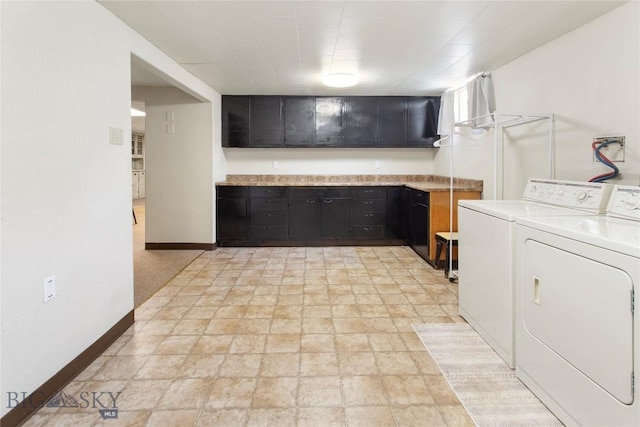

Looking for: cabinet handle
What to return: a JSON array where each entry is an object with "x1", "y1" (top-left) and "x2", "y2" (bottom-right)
[
  {"x1": 364, "y1": 227, "x2": 372, "y2": 231},
  {"x1": 364, "y1": 190, "x2": 373, "y2": 193},
  {"x1": 263, "y1": 213, "x2": 272, "y2": 217},
  {"x1": 307, "y1": 200, "x2": 316, "y2": 204},
  {"x1": 365, "y1": 213, "x2": 374, "y2": 217},
  {"x1": 324, "y1": 199, "x2": 333, "y2": 204},
  {"x1": 364, "y1": 200, "x2": 373, "y2": 205}
]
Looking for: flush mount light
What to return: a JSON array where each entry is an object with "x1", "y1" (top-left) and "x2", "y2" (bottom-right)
[
  {"x1": 131, "y1": 108, "x2": 146, "y2": 117},
  {"x1": 323, "y1": 73, "x2": 358, "y2": 88}
]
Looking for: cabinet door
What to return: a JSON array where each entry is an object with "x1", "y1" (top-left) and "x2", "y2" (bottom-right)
[
  {"x1": 222, "y1": 96, "x2": 251, "y2": 147},
  {"x1": 410, "y1": 201, "x2": 429, "y2": 260},
  {"x1": 406, "y1": 97, "x2": 440, "y2": 147},
  {"x1": 321, "y1": 198, "x2": 351, "y2": 239},
  {"x1": 132, "y1": 172, "x2": 139, "y2": 200},
  {"x1": 137, "y1": 171, "x2": 146, "y2": 199},
  {"x1": 386, "y1": 187, "x2": 407, "y2": 240},
  {"x1": 345, "y1": 97, "x2": 376, "y2": 146},
  {"x1": 289, "y1": 197, "x2": 321, "y2": 241},
  {"x1": 285, "y1": 97, "x2": 315, "y2": 146},
  {"x1": 377, "y1": 97, "x2": 406, "y2": 146},
  {"x1": 251, "y1": 96, "x2": 283, "y2": 147},
  {"x1": 316, "y1": 97, "x2": 344, "y2": 146},
  {"x1": 217, "y1": 198, "x2": 248, "y2": 240}
]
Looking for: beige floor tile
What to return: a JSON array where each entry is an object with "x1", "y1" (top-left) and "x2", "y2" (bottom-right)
[
  {"x1": 302, "y1": 318, "x2": 334, "y2": 333},
  {"x1": 134, "y1": 355, "x2": 186, "y2": 379},
  {"x1": 335, "y1": 334, "x2": 371, "y2": 352},
  {"x1": 218, "y1": 354, "x2": 262, "y2": 377},
  {"x1": 382, "y1": 375, "x2": 435, "y2": 405},
  {"x1": 368, "y1": 333, "x2": 407, "y2": 352},
  {"x1": 207, "y1": 377, "x2": 257, "y2": 408},
  {"x1": 246, "y1": 408, "x2": 297, "y2": 427},
  {"x1": 362, "y1": 318, "x2": 397, "y2": 333},
  {"x1": 297, "y1": 407, "x2": 346, "y2": 427},
  {"x1": 119, "y1": 379, "x2": 171, "y2": 410},
  {"x1": 392, "y1": 405, "x2": 447, "y2": 426},
  {"x1": 252, "y1": 377, "x2": 298, "y2": 407},
  {"x1": 300, "y1": 333, "x2": 335, "y2": 352},
  {"x1": 237, "y1": 319, "x2": 272, "y2": 334},
  {"x1": 438, "y1": 404, "x2": 476, "y2": 427},
  {"x1": 196, "y1": 408, "x2": 249, "y2": 426},
  {"x1": 338, "y1": 352, "x2": 379, "y2": 375},
  {"x1": 179, "y1": 354, "x2": 225, "y2": 377},
  {"x1": 424, "y1": 374, "x2": 462, "y2": 404},
  {"x1": 94, "y1": 355, "x2": 148, "y2": 380},
  {"x1": 145, "y1": 409, "x2": 199, "y2": 426},
  {"x1": 298, "y1": 376, "x2": 342, "y2": 406},
  {"x1": 300, "y1": 352, "x2": 339, "y2": 376},
  {"x1": 171, "y1": 319, "x2": 210, "y2": 335},
  {"x1": 270, "y1": 318, "x2": 303, "y2": 334},
  {"x1": 259, "y1": 353, "x2": 300, "y2": 377},
  {"x1": 205, "y1": 318, "x2": 240, "y2": 334},
  {"x1": 332, "y1": 318, "x2": 365, "y2": 334},
  {"x1": 344, "y1": 406, "x2": 395, "y2": 427},
  {"x1": 375, "y1": 352, "x2": 419, "y2": 375},
  {"x1": 341, "y1": 376, "x2": 388, "y2": 406},
  {"x1": 229, "y1": 334, "x2": 267, "y2": 353},
  {"x1": 265, "y1": 334, "x2": 301, "y2": 353},
  {"x1": 156, "y1": 378, "x2": 213, "y2": 409},
  {"x1": 191, "y1": 335, "x2": 233, "y2": 354}
]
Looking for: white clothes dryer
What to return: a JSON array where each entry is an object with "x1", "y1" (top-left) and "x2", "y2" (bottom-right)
[
  {"x1": 515, "y1": 185, "x2": 640, "y2": 426},
  {"x1": 458, "y1": 179, "x2": 612, "y2": 368}
]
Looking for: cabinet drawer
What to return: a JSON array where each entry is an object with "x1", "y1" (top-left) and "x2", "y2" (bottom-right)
[
  {"x1": 352, "y1": 199, "x2": 385, "y2": 212},
  {"x1": 412, "y1": 190, "x2": 429, "y2": 205},
  {"x1": 250, "y1": 198, "x2": 286, "y2": 211},
  {"x1": 290, "y1": 188, "x2": 322, "y2": 199},
  {"x1": 352, "y1": 211, "x2": 385, "y2": 225},
  {"x1": 250, "y1": 211, "x2": 286, "y2": 226},
  {"x1": 322, "y1": 188, "x2": 351, "y2": 198},
  {"x1": 353, "y1": 225, "x2": 384, "y2": 239},
  {"x1": 352, "y1": 187, "x2": 385, "y2": 200},
  {"x1": 250, "y1": 225, "x2": 287, "y2": 240},
  {"x1": 217, "y1": 186, "x2": 247, "y2": 198},
  {"x1": 250, "y1": 187, "x2": 287, "y2": 198}
]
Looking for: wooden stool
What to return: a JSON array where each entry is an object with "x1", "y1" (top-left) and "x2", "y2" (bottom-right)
[{"x1": 435, "y1": 232, "x2": 458, "y2": 279}]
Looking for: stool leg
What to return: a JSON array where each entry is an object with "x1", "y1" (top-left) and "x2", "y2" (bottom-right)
[
  {"x1": 133, "y1": 208, "x2": 137, "y2": 225},
  {"x1": 435, "y1": 241, "x2": 443, "y2": 270},
  {"x1": 444, "y1": 242, "x2": 450, "y2": 278}
]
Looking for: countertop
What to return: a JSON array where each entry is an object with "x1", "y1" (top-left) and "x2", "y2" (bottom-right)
[{"x1": 216, "y1": 175, "x2": 483, "y2": 193}]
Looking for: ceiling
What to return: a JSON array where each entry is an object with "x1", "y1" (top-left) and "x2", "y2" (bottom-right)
[{"x1": 101, "y1": 0, "x2": 625, "y2": 96}]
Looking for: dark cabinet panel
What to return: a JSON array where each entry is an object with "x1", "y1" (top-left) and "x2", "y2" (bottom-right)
[
  {"x1": 345, "y1": 97, "x2": 377, "y2": 146},
  {"x1": 216, "y1": 186, "x2": 248, "y2": 243},
  {"x1": 316, "y1": 97, "x2": 344, "y2": 146},
  {"x1": 377, "y1": 97, "x2": 406, "y2": 146},
  {"x1": 407, "y1": 97, "x2": 441, "y2": 147},
  {"x1": 248, "y1": 186, "x2": 287, "y2": 242},
  {"x1": 222, "y1": 96, "x2": 250, "y2": 147},
  {"x1": 289, "y1": 196, "x2": 322, "y2": 241},
  {"x1": 409, "y1": 189, "x2": 430, "y2": 260},
  {"x1": 285, "y1": 97, "x2": 315, "y2": 146},
  {"x1": 386, "y1": 187, "x2": 407, "y2": 240},
  {"x1": 321, "y1": 198, "x2": 351, "y2": 239},
  {"x1": 251, "y1": 96, "x2": 283, "y2": 147}
]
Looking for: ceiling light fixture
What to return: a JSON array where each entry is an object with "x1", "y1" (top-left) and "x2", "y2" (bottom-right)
[
  {"x1": 131, "y1": 108, "x2": 146, "y2": 117},
  {"x1": 323, "y1": 73, "x2": 358, "y2": 88}
]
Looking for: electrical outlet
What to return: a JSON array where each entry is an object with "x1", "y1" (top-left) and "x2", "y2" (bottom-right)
[
  {"x1": 593, "y1": 136, "x2": 625, "y2": 163},
  {"x1": 44, "y1": 275, "x2": 56, "y2": 303},
  {"x1": 273, "y1": 161, "x2": 279, "y2": 169},
  {"x1": 374, "y1": 160, "x2": 381, "y2": 169}
]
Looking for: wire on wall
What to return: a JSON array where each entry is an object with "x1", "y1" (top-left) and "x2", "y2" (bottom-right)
[{"x1": 589, "y1": 138, "x2": 620, "y2": 182}]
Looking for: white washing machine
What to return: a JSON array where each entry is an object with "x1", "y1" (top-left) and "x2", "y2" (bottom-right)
[
  {"x1": 458, "y1": 179, "x2": 612, "y2": 368},
  {"x1": 515, "y1": 185, "x2": 640, "y2": 426}
]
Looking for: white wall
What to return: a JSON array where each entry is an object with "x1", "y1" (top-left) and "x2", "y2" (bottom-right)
[
  {"x1": 133, "y1": 86, "x2": 214, "y2": 244},
  {"x1": 0, "y1": 1, "x2": 218, "y2": 415},
  {"x1": 224, "y1": 148, "x2": 435, "y2": 176},
  {"x1": 434, "y1": 1, "x2": 639, "y2": 199}
]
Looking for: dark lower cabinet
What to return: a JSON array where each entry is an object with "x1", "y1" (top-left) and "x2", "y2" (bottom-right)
[
  {"x1": 289, "y1": 189, "x2": 322, "y2": 241},
  {"x1": 409, "y1": 189, "x2": 430, "y2": 261},
  {"x1": 249, "y1": 187, "x2": 287, "y2": 241},
  {"x1": 386, "y1": 187, "x2": 408, "y2": 240},
  {"x1": 216, "y1": 187, "x2": 248, "y2": 244},
  {"x1": 321, "y1": 196, "x2": 351, "y2": 239}
]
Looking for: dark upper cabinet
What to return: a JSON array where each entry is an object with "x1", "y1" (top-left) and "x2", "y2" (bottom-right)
[
  {"x1": 377, "y1": 97, "x2": 406, "y2": 146},
  {"x1": 315, "y1": 97, "x2": 344, "y2": 146},
  {"x1": 222, "y1": 96, "x2": 250, "y2": 147},
  {"x1": 222, "y1": 95, "x2": 440, "y2": 148},
  {"x1": 345, "y1": 97, "x2": 377, "y2": 146},
  {"x1": 251, "y1": 96, "x2": 283, "y2": 147},
  {"x1": 285, "y1": 97, "x2": 315, "y2": 146},
  {"x1": 406, "y1": 97, "x2": 441, "y2": 147}
]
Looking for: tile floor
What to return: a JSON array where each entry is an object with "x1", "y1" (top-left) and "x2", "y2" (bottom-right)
[{"x1": 25, "y1": 246, "x2": 475, "y2": 427}]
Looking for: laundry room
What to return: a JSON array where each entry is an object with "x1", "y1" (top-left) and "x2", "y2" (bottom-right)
[{"x1": 1, "y1": 1, "x2": 639, "y2": 426}]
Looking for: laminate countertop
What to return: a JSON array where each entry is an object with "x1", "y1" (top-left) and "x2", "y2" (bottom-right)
[{"x1": 216, "y1": 175, "x2": 483, "y2": 193}]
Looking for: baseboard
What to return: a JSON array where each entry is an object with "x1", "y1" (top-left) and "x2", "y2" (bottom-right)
[
  {"x1": 145, "y1": 242, "x2": 216, "y2": 251},
  {"x1": 1, "y1": 310, "x2": 135, "y2": 427}
]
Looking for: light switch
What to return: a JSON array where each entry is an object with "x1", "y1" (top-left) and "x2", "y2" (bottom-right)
[
  {"x1": 109, "y1": 127, "x2": 124, "y2": 145},
  {"x1": 44, "y1": 275, "x2": 56, "y2": 303}
]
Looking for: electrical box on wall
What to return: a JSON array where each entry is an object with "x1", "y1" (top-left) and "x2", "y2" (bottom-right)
[{"x1": 593, "y1": 136, "x2": 625, "y2": 163}]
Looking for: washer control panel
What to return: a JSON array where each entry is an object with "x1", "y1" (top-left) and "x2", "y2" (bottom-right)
[
  {"x1": 523, "y1": 179, "x2": 613, "y2": 213},
  {"x1": 607, "y1": 186, "x2": 640, "y2": 221}
]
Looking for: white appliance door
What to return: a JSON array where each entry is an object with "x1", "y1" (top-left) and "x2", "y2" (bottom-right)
[{"x1": 522, "y1": 240, "x2": 634, "y2": 404}]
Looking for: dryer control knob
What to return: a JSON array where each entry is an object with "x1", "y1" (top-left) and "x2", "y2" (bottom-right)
[
  {"x1": 624, "y1": 197, "x2": 640, "y2": 210},
  {"x1": 576, "y1": 191, "x2": 588, "y2": 201}
]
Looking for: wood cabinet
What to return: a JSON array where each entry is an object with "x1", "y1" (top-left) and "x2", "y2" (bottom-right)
[
  {"x1": 216, "y1": 187, "x2": 248, "y2": 244},
  {"x1": 345, "y1": 97, "x2": 377, "y2": 146},
  {"x1": 251, "y1": 96, "x2": 283, "y2": 147},
  {"x1": 216, "y1": 185, "x2": 480, "y2": 255},
  {"x1": 406, "y1": 97, "x2": 440, "y2": 147},
  {"x1": 284, "y1": 97, "x2": 315, "y2": 146},
  {"x1": 222, "y1": 96, "x2": 250, "y2": 147},
  {"x1": 222, "y1": 95, "x2": 440, "y2": 148}
]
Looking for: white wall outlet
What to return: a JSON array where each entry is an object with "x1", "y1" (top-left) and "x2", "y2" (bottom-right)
[
  {"x1": 108, "y1": 127, "x2": 124, "y2": 145},
  {"x1": 374, "y1": 160, "x2": 381, "y2": 169},
  {"x1": 273, "y1": 161, "x2": 279, "y2": 169},
  {"x1": 43, "y1": 275, "x2": 56, "y2": 303}
]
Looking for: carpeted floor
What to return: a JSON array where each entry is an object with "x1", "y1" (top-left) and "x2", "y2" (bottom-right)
[
  {"x1": 133, "y1": 199, "x2": 204, "y2": 307},
  {"x1": 413, "y1": 323, "x2": 563, "y2": 427}
]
